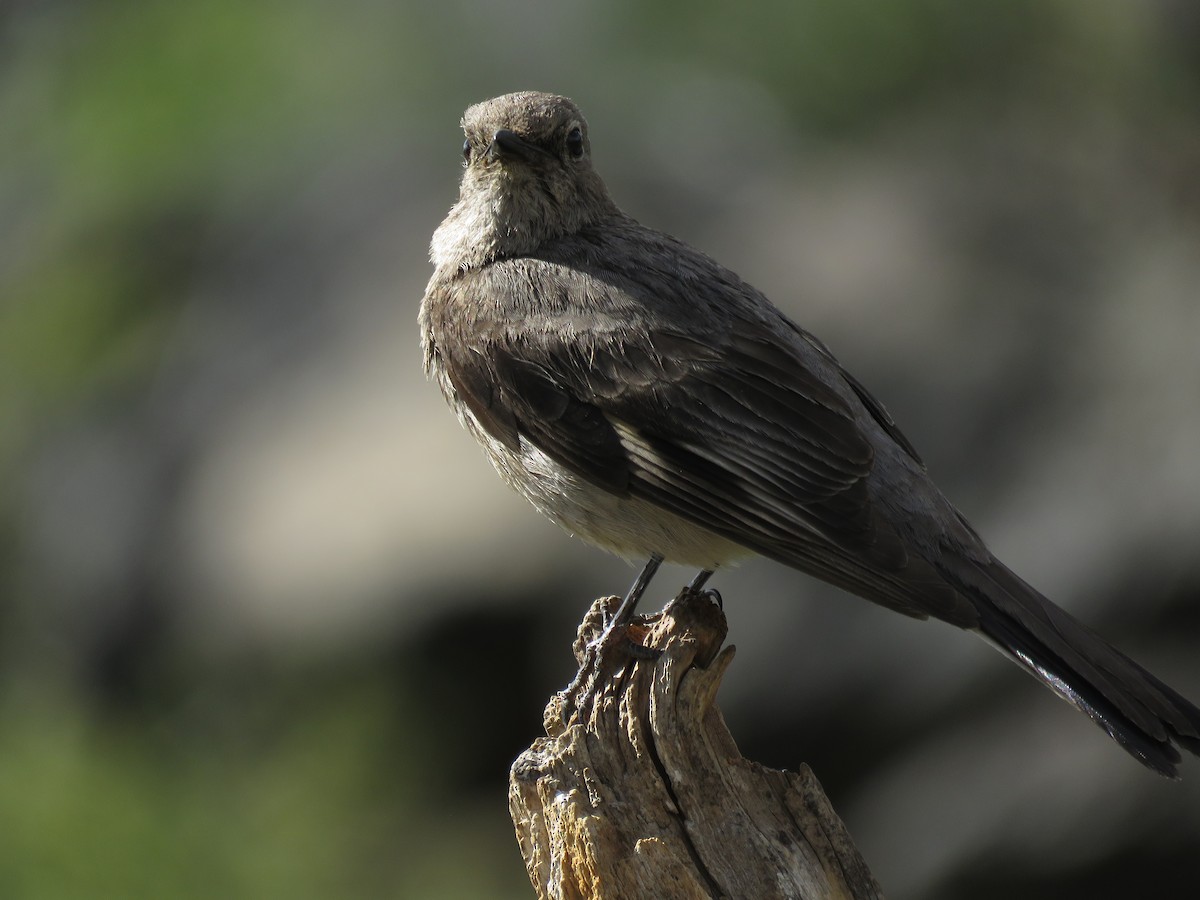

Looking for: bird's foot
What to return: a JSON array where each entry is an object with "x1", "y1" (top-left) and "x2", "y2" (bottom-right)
[
  {"x1": 667, "y1": 569, "x2": 721, "y2": 610},
  {"x1": 553, "y1": 563, "x2": 720, "y2": 732},
  {"x1": 556, "y1": 600, "x2": 660, "y2": 729}
]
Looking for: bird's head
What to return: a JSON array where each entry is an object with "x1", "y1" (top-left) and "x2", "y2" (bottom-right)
[{"x1": 433, "y1": 92, "x2": 616, "y2": 270}]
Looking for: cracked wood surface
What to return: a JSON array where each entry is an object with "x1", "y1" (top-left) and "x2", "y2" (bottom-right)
[{"x1": 509, "y1": 590, "x2": 884, "y2": 900}]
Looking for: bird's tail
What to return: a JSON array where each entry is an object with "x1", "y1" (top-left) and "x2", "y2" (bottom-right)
[{"x1": 944, "y1": 556, "x2": 1200, "y2": 777}]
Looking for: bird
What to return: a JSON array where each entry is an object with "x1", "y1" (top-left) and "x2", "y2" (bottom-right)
[{"x1": 419, "y1": 90, "x2": 1200, "y2": 776}]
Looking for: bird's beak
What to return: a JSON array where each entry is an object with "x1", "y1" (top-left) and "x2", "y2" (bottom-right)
[{"x1": 487, "y1": 129, "x2": 547, "y2": 164}]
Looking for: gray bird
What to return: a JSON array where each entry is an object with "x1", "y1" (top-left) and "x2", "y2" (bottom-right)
[{"x1": 419, "y1": 91, "x2": 1200, "y2": 776}]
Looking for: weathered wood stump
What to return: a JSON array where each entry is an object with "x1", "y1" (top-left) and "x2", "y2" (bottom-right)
[{"x1": 509, "y1": 588, "x2": 884, "y2": 900}]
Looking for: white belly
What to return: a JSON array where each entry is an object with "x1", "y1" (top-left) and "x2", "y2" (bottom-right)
[{"x1": 469, "y1": 412, "x2": 749, "y2": 570}]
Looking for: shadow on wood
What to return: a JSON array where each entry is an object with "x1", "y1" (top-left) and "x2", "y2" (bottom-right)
[{"x1": 509, "y1": 589, "x2": 884, "y2": 900}]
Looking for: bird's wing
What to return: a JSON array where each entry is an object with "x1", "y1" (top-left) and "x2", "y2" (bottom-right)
[{"x1": 432, "y1": 259, "x2": 975, "y2": 620}]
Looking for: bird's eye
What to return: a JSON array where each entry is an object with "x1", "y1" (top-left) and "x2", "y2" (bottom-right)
[
  {"x1": 565, "y1": 127, "x2": 584, "y2": 159},
  {"x1": 462, "y1": 139, "x2": 471, "y2": 163}
]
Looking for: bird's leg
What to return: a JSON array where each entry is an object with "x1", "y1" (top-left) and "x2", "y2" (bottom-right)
[
  {"x1": 592, "y1": 552, "x2": 666, "y2": 660},
  {"x1": 673, "y1": 567, "x2": 721, "y2": 610},
  {"x1": 607, "y1": 552, "x2": 664, "y2": 628},
  {"x1": 560, "y1": 554, "x2": 665, "y2": 724}
]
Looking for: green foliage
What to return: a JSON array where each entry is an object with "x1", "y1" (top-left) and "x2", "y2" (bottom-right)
[{"x1": 0, "y1": 670, "x2": 526, "y2": 899}]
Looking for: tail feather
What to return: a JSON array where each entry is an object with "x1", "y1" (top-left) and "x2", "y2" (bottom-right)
[
  {"x1": 944, "y1": 556, "x2": 1200, "y2": 777},
  {"x1": 977, "y1": 608, "x2": 1186, "y2": 776}
]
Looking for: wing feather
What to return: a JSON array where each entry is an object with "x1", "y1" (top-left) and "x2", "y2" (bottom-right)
[{"x1": 434, "y1": 258, "x2": 915, "y2": 570}]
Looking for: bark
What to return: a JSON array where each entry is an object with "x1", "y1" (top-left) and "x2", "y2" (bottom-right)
[{"x1": 509, "y1": 589, "x2": 884, "y2": 900}]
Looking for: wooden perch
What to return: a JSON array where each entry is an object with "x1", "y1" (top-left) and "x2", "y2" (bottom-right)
[{"x1": 509, "y1": 589, "x2": 884, "y2": 900}]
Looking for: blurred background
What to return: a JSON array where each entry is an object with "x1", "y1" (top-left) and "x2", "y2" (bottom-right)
[{"x1": 3, "y1": 0, "x2": 1199, "y2": 897}]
